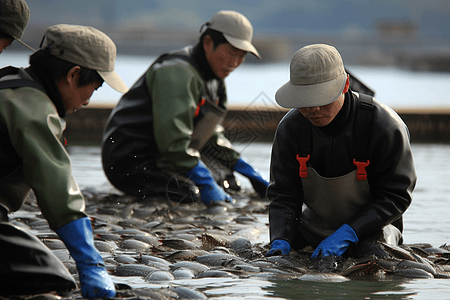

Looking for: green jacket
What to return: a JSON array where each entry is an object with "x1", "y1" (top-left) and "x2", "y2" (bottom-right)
[
  {"x1": 0, "y1": 67, "x2": 86, "y2": 230},
  {"x1": 102, "y1": 45, "x2": 240, "y2": 183}
]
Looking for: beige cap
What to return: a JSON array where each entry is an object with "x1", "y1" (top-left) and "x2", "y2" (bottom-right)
[
  {"x1": 275, "y1": 44, "x2": 347, "y2": 108},
  {"x1": 203, "y1": 10, "x2": 260, "y2": 59},
  {"x1": 0, "y1": 0, "x2": 35, "y2": 51},
  {"x1": 40, "y1": 24, "x2": 128, "y2": 93}
]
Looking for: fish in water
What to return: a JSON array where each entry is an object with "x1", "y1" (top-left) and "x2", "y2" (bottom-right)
[{"x1": 6, "y1": 189, "x2": 450, "y2": 300}]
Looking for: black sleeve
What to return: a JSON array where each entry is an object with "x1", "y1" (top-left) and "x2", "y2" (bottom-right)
[
  {"x1": 267, "y1": 111, "x2": 303, "y2": 244},
  {"x1": 347, "y1": 120, "x2": 416, "y2": 238}
]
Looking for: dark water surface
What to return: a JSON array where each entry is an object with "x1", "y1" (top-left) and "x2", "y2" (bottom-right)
[{"x1": 66, "y1": 143, "x2": 450, "y2": 299}]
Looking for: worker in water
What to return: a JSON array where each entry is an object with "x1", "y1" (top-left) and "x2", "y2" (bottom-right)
[
  {"x1": 0, "y1": 24, "x2": 128, "y2": 298},
  {"x1": 102, "y1": 10, "x2": 269, "y2": 206},
  {"x1": 265, "y1": 44, "x2": 417, "y2": 259}
]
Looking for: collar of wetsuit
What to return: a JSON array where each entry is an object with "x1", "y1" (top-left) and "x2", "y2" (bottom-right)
[
  {"x1": 319, "y1": 90, "x2": 352, "y2": 136},
  {"x1": 25, "y1": 65, "x2": 67, "y2": 118}
]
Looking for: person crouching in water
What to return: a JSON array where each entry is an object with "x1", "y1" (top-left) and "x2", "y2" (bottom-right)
[
  {"x1": 0, "y1": 24, "x2": 128, "y2": 298},
  {"x1": 265, "y1": 44, "x2": 416, "y2": 259}
]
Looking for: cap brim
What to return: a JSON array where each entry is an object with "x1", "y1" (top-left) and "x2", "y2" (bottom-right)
[
  {"x1": 275, "y1": 73, "x2": 347, "y2": 108},
  {"x1": 223, "y1": 33, "x2": 260, "y2": 59},
  {"x1": 97, "y1": 70, "x2": 128, "y2": 93}
]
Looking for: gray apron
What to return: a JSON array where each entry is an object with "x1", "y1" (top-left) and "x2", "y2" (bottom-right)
[
  {"x1": 298, "y1": 167, "x2": 402, "y2": 247},
  {"x1": 189, "y1": 97, "x2": 232, "y2": 184},
  {"x1": 154, "y1": 97, "x2": 227, "y2": 192},
  {"x1": 189, "y1": 97, "x2": 226, "y2": 151},
  {"x1": 298, "y1": 167, "x2": 370, "y2": 245}
]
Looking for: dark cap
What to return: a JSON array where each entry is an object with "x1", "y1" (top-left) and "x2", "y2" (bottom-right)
[{"x1": 0, "y1": 0, "x2": 30, "y2": 39}]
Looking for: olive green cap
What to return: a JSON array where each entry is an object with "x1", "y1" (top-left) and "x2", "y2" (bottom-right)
[
  {"x1": 0, "y1": 0, "x2": 35, "y2": 51},
  {"x1": 40, "y1": 24, "x2": 128, "y2": 93},
  {"x1": 0, "y1": 0, "x2": 30, "y2": 39}
]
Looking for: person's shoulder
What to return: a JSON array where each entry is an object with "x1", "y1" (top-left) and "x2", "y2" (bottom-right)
[
  {"x1": 371, "y1": 97, "x2": 405, "y2": 128},
  {"x1": 361, "y1": 95, "x2": 410, "y2": 143},
  {"x1": 0, "y1": 73, "x2": 49, "y2": 112},
  {"x1": 276, "y1": 108, "x2": 306, "y2": 136},
  {"x1": 279, "y1": 108, "x2": 305, "y2": 126},
  {"x1": 352, "y1": 92, "x2": 404, "y2": 128},
  {"x1": 149, "y1": 56, "x2": 200, "y2": 80}
]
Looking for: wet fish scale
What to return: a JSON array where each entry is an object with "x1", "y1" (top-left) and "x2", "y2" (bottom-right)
[
  {"x1": 196, "y1": 253, "x2": 241, "y2": 266},
  {"x1": 159, "y1": 238, "x2": 200, "y2": 250},
  {"x1": 144, "y1": 270, "x2": 175, "y2": 282},
  {"x1": 233, "y1": 214, "x2": 258, "y2": 224},
  {"x1": 167, "y1": 232, "x2": 200, "y2": 241},
  {"x1": 125, "y1": 287, "x2": 179, "y2": 299},
  {"x1": 127, "y1": 234, "x2": 161, "y2": 247},
  {"x1": 170, "y1": 261, "x2": 210, "y2": 275},
  {"x1": 423, "y1": 247, "x2": 450, "y2": 256},
  {"x1": 139, "y1": 254, "x2": 172, "y2": 267},
  {"x1": 94, "y1": 240, "x2": 117, "y2": 252},
  {"x1": 341, "y1": 261, "x2": 383, "y2": 277},
  {"x1": 233, "y1": 264, "x2": 261, "y2": 273},
  {"x1": 388, "y1": 268, "x2": 434, "y2": 279},
  {"x1": 172, "y1": 267, "x2": 195, "y2": 279},
  {"x1": 201, "y1": 233, "x2": 232, "y2": 250},
  {"x1": 298, "y1": 273, "x2": 350, "y2": 282},
  {"x1": 113, "y1": 228, "x2": 150, "y2": 236},
  {"x1": 195, "y1": 270, "x2": 239, "y2": 279},
  {"x1": 113, "y1": 264, "x2": 158, "y2": 277},
  {"x1": 114, "y1": 254, "x2": 138, "y2": 264},
  {"x1": 41, "y1": 238, "x2": 66, "y2": 250},
  {"x1": 231, "y1": 237, "x2": 252, "y2": 255},
  {"x1": 164, "y1": 249, "x2": 209, "y2": 261},
  {"x1": 95, "y1": 232, "x2": 122, "y2": 241},
  {"x1": 397, "y1": 260, "x2": 436, "y2": 275},
  {"x1": 170, "y1": 286, "x2": 207, "y2": 300},
  {"x1": 119, "y1": 239, "x2": 151, "y2": 251},
  {"x1": 381, "y1": 242, "x2": 416, "y2": 261}
]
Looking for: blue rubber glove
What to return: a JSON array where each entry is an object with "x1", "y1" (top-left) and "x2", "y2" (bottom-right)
[
  {"x1": 265, "y1": 239, "x2": 291, "y2": 256},
  {"x1": 311, "y1": 224, "x2": 359, "y2": 258},
  {"x1": 186, "y1": 160, "x2": 233, "y2": 205},
  {"x1": 232, "y1": 158, "x2": 269, "y2": 197},
  {"x1": 56, "y1": 217, "x2": 116, "y2": 298}
]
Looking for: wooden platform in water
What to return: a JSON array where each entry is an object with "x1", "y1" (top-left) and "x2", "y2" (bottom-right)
[{"x1": 64, "y1": 105, "x2": 450, "y2": 146}]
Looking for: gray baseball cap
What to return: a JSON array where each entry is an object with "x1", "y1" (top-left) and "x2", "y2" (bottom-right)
[
  {"x1": 275, "y1": 44, "x2": 348, "y2": 108},
  {"x1": 203, "y1": 10, "x2": 260, "y2": 59},
  {"x1": 40, "y1": 24, "x2": 128, "y2": 93},
  {"x1": 0, "y1": 0, "x2": 35, "y2": 51}
]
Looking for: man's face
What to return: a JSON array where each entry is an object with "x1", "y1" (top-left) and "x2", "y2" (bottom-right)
[
  {"x1": 298, "y1": 95, "x2": 345, "y2": 127},
  {"x1": 0, "y1": 38, "x2": 14, "y2": 54},
  {"x1": 204, "y1": 36, "x2": 247, "y2": 79},
  {"x1": 57, "y1": 66, "x2": 102, "y2": 114},
  {"x1": 63, "y1": 82, "x2": 102, "y2": 114}
]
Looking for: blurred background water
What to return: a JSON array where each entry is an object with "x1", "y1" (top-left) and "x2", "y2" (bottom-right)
[
  {"x1": 3, "y1": 51, "x2": 450, "y2": 111},
  {"x1": 4, "y1": 1, "x2": 450, "y2": 298}
]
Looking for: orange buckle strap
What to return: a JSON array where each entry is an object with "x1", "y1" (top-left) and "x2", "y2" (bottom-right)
[
  {"x1": 296, "y1": 154, "x2": 310, "y2": 178},
  {"x1": 353, "y1": 159, "x2": 370, "y2": 180},
  {"x1": 194, "y1": 98, "x2": 206, "y2": 117}
]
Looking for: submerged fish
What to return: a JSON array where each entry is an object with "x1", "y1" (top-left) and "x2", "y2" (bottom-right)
[{"x1": 170, "y1": 261, "x2": 210, "y2": 276}]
